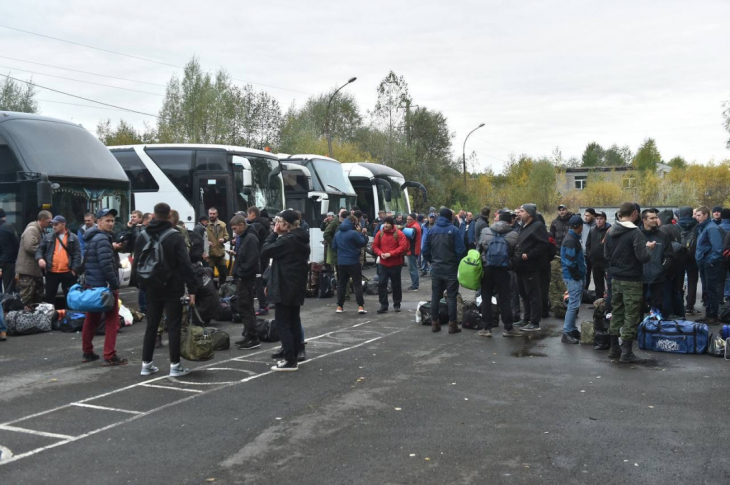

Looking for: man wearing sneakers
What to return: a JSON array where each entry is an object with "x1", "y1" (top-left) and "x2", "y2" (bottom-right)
[
  {"x1": 476, "y1": 211, "x2": 519, "y2": 337},
  {"x1": 372, "y1": 216, "x2": 409, "y2": 314},
  {"x1": 332, "y1": 215, "x2": 369, "y2": 315},
  {"x1": 136, "y1": 203, "x2": 198, "y2": 377},
  {"x1": 230, "y1": 215, "x2": 261, "y2": 350},
  {"x1": 560, "y1": 215, "x2": 587, "y2": 344},
  {"x1": 513, "y1": 203, "x2": 550, "y2": 332}
]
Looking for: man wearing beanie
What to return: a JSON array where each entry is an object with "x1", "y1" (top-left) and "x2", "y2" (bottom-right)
[
  {"x1": 560, "y1": 215, "x2": 587, "y2": 344},
  {"x1": 513, "y1": 203, "x2": 550, "y2": 332},
  {"x1": 423, "y1": 208, "x2": 466, "y2": 333},
  {"x1": 712, "y1": 206, "x2": 723, "y2": 226}
]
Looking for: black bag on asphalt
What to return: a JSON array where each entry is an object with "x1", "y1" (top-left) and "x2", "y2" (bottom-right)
[
  {"x1": 194, "y1": 266, "x2": 220, "y2": 324},
  {"x1": 417, "y1": 301, "x2": 432, "y2": 325},
  {"x1": 218, "y1": 297, "x2": 234, "y2": 322},
  {"x1": 462, "y1": 310, "x2": 484, "y2": 330},
  {"x1": 582, "y1": 289, "x2": 597, "y2": 304},
  {"x1": 318, "y1": 271, "x2": 335, "y2": 298},
  {"x1": 1, "y1": 293, "x2": 24, "y2": 313},
  {"x1": 58, "y1": 312, "x2": 86, "y2": 333},
  {"x1": 720, "y1": 302, "x2": 730, "y2": 324},
  {"x1": 219, "y1": 282, "x2": 236, "y2": 299},
  {"x1": 255, "y1": 318, "x2": 280, "y2": 342},
  {"x1": 205, "y1": 327, "x2": 231, "y2": 351}
]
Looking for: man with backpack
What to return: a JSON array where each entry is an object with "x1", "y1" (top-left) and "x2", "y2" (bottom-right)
[
  {"x1": 372, "y1": 216, "x2": 409, "y2": 314},
  {"x1": 230, "y1": 215, "x2": 261, "y2": 350},
  {"x1": 81, "y1": 208, "x2": 125, "y2": 366},
  {"x1": 476, "y1": 212, "x2": 519, "y2": 337},
  {"x1": 560, "y1": 216, "x2": 587, "y2": 344},
  {"x1": 678, "y1": 206, "x2": 701, "y2": 314},
  {"x1": 513, "y1": 204, "x2": 550, "y2": 332},
  {"x1": 423, "y1": 208, "x2": 466, "y2": 333},
  {"x1": 136, "y1": 203, "x2": 198, "y2": 377},
  {"x1": 36, "y1": 215, "x2": 82, "y2": 304},
  {"x1": 332, "y1": 215, "x2": 369, "y2": 314},
  {"x1": 405, "y1": 213, "x2": 422, "y2": 291},
  {"x1": 695, "y1": 206, "x2": 724, "y2": 325}
]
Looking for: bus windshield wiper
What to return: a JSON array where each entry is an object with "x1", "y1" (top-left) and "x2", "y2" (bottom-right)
[{"x1": 327, "y1": 184, "x2": 345, "y2": 194}]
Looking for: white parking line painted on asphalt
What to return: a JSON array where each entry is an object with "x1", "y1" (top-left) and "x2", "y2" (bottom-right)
[
  {"x1": 0, "y1": 319, "x2": 400, "y2": 467},
  {"x1": 70, "y1": 403, "x2": 143, "y2": 415}
]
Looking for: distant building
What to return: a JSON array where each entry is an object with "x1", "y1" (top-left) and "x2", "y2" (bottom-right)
[{"x1": 561, "y1": 164, "x2": 671, "y2": 193}]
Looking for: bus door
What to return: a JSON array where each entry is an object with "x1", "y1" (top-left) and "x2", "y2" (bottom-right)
[{"x1": 194, "y1": 172, "x2": 232, "y2": 225}]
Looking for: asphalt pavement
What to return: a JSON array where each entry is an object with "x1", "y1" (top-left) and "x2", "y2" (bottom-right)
[{"x1": 1, "y1": 267, "x2": 729, "y2": 484}]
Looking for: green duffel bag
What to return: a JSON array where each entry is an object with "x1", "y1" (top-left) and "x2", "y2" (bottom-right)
[
  {"x1": 205, "y1": 327, "x2": 231, "y2": 351},
  {"x1": 181, "y1": 321, "x2": 214, "y2": 361}
]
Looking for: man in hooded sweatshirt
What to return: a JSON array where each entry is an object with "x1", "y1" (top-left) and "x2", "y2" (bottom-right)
[
  {"x1": 513, "y1": 203, "x2": 550, "y2": 332},
  {"x1": 677, "y1": 206, "x2": 701, "y2": 314},
  {"x1": 695, "y1": 206, "x2": 724, "y2": 325},
  {"x1": 420, "y1": 212, "x2": 437, "y2": 276},
  {"x1": 717, "y1": 208, "x2": 730, "y2": 302},
  {"x1": 372, "y1": 216, "x2": 409, "y2": 314},
  {"x1": 423, "y1": 209, "x2": 466, "y2": 333},
  {"x1": 549, "y1": 205, "x2": 573, "y2": 247},
  {"x1": 586, "y1": 211, "x2": 611, "y2": 299},
  {"x1": 604, "y1": 202, "x2": 651, "y2": 363},
  {"x1": 332, "y1": 215, "x2": 369, "y2": 314}
]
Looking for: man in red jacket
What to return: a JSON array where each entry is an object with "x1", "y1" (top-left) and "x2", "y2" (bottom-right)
[
  {"x1": 405, "y1": 213, "x2": 423, "y2": 291},
  {"x1": 372, "y1": 216, "x2": 409, "y2": 313}
]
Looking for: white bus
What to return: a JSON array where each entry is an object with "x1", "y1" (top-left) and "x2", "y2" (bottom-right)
[{"x1": 109, "y1": 144, "x2": 284, "y2": 229}]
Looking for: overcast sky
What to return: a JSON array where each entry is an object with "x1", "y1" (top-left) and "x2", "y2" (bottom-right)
[{"x1": 2, "y1": 0, "x2": 729, "y2": 173}]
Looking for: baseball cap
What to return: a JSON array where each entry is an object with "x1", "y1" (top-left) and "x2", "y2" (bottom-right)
[
  {"x1": 596, "y1": 211, "x2": 607, "y2": 219},
  {"x1": 568, "y1": 215, "x2": 583, "y2": 228},
  {"x1": 51, "y1": 215, "x2": 66, "y2": 224},
  {"x1": 558, "y1": 204, "x2": 567, "y2": 210},
  {"x1": 428, "y1": 212, "x2": 436, "y2": 218},
  {"x1": 95, "y1": 208, "x2": 118, "y2": 219},
  {"x1": 279, "y1": 209, "x2": 298, "y2": 224}
]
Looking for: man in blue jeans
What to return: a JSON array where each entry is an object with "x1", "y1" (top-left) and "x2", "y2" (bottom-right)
[
  {"x1": 405, "y1": 213, "x2": 422, "y2": 291},
  {"x1": 560, "y1": 215, "x2": 587, "y2": 344}
]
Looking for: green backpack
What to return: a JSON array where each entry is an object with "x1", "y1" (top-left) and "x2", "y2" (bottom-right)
[{"x1": 458, "y1": 249, "x2": 483, "y2": 291}]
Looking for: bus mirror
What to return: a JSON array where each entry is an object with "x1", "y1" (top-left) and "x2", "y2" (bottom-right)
[
  {"x1": 232, "y1": 156, "x2": 253, "y2": 186},
  {"x1": 402, "y1": 181, "x2": 428, "y2": 203},
  {"x1": 243, "y1": 170, "x2": 252, "y2": 187},
  {"x1": 37, "y1": 178, "x2": 53, "y2": 208},
  {"x1": 375, "y1": 179, "x2": 392, "y2": 201}
]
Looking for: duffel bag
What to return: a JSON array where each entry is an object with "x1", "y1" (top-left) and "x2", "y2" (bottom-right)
[
  {"x1": 59, "y1": 312, "x2": 86, "y2": 333},
  {"x1": 720, "y1": 302, "x2": 730, "y2": 324},
  {"x1": 218, "y1": 297, "x2": 234, "y2": 322},
  {"x1": 721, "y1": 324, "x2": 730, "y2": 340},
  {"x1": 462, "y1": 310, "x2": 483, "y2": 330},
  {"x1": 0, "y1": 293, "x2": 24, "y2": 313},
  {"x1": 593, "y1": 330, "x2": 611, "y2": 350},
  {"x1": 638, "y1": 317, "x2": 710, "y2": 354},
  {"x1": 219, "y1": 282, "x2": 236, "y2": 299},
  {"x1": 180, "y1": 324, "x2": 214, "y2": 361},
  {"x1": 66, "y1": 284, "x2": 114, "y2": 313},
  {"x1": 416, "y1": 301, "x2": 431, "y2": 325},
  {"x1": 6, "y1": 311, "x2": 53, "y2": 336},
  {"x1": 318, "y1": 272, "x2": 335, "y2": 298},
  {"x1": 707, "y1": 333, "x2": 726, "y2": 357},
  {"x1": 255, "y1": 318, "x2": 280, "y2": 342},
  {"x1": 205, "y1": 327, "x2": 231, "y2": 351}
]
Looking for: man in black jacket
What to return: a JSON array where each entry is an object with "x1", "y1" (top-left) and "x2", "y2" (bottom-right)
[
  {"x1": 36, "y1": 215, "x2": 82, "y2": 304},
  {"x1": 230, "y1": 215, "x2": 261, "y2": 350},
  {"x1": 640, "y1": 209, "x2": 674, "y2": 318},
  {"x1": 262, "y1": 210, "x2": 310, "y2": 372},
  {"x1": 513, "y1": 203, "x2": 550, "y2": 332},
  {"x1": 247, "y1": 206, "x2": 271, "y2": 316},
  {"x1": 135, "y1": 203, "x2": 198, "y2": 378},
  {"x1": 604, "y1": 202, "x2": 652, "y2": 363},
  {"x1": 586, "y1": 211, "x2": 611, "y2": 299},
  {"x1": 0, "y1": 208, "x2": 19, "y2": 293},
  {"x1": 550, "y1": 205, "x2": 573, "y2": 247}
]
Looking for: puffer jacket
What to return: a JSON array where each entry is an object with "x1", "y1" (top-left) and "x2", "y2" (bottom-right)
[
  {"x1": 549, "y1": 212, "x2": 573, "y2": 247},
  {"x1": 83, "y1": 227, "x2": 119, "y2": 290},
  {"x1": 36, "y1": 231, "x2": 82, "y2": 273},
  {"x1": 16, "y1": 221, "x2": 45, "y2": 277},
  {"x1": 422, "y1": 217, "x2": 466, "y2": 277},
  {"x1": 262, "y1": 228, "x2": 310, "y2": 306},
  {"x1": 696, "y1": 218, "x2": 723, "y2": 267},
  {"x1": 640, "y1": 225, "x2": 674, "y2": 284},
  {"x1": 476, "y1": 220, "x2": 518, "y2": 266},
  {"x1": 586, "y1": 223, "x2": 611, "y2": 269},
  {"x1": 604, "y1": 221, "x2": 650, "y2": 281},
  {"x1": 560, "y1": 229, "x2": 587, "y2": 281},
  {"x1": 332, "y1": 218, "x2": 368, "y2": 266},
  {"x1": 513, "y1": 220, "x2": 550, "y2": 273},
  {"x1": 420, "y1": 221, "x2": 436, "y2": 253},
  {"x1": 372, "y1": 226, "x2": 409, "y2": 268}
]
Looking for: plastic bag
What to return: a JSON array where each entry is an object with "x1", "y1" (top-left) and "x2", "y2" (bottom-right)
[{"x1": 118, "y1": 303, "x2": 134, "y2": 327}]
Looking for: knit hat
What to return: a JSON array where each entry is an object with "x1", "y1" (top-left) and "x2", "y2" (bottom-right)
[
  {"x1": 568, "y1": 215, "x2": 583, "y2": 228},
  {"x1": 429, "y1": 207, "x2": 436, "y2": 213},
  {"x1": 521, "y1": 203, "x2": 537, "y2": 218},
  {"x1": 721, "y1": 209, "x2": 730, "y2": 220},
  {"x1": 439, "y1": 208, "x2": 453, "y2": 221},
  {"x1": 713, "y1": 206, "x2": 723, "y2": 214}
]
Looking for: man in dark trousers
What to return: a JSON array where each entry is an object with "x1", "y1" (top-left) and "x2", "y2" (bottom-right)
[
  {"x1": 640, "y1": 209, "x2": 674, "y2": 318},
  {"x1": 586, "y1": 211, "x2": 611, "y2": 299},
  {"x1": 372, "y1": 216, "x2": 409, "y2": 314},
  {"x1": 36, "y1": 215, "x2": 82, "y2": 304},
  {"x1": 605, "y1": 202, "x2": 651, "y2": 363},
  {"x1": 0, "y1": 208, "x2": 19, "y2": 293},
  {"x1": 332, "y1": 215, "x2": 369, "y2": 314},
  {"x1": 513, "y1": 203, "x2": 550, "y2": 332},
  {"x1": 695, "y1": 206, "x2": 724, "y2": 325},
  {"x1": 136, "y1": 203, "x2": 198, "y2": 377},
  {"x1": 230, "y1": 215, "x2": 261, "y2": 350},
  {"x1": 247, "y1": 206, "x2": 271, "y2": 316}
]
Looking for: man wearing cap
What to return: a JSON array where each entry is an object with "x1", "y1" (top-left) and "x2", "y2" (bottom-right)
[
  {"x1": 582, "y1": 208, "x2": 597, "y2": 290},
  {"x1": 560, "y1": 215, "x2": 587, "y2": 344},
  {"x1": 549, "y1": 205, "x2": 573, "y2": 247},
  {"x1": 586, "y1": 211, "x2": 611, "y2": 299},
  {"x1": 0, "y1": 208, "x2": 19, "y2": 294},
  {"x1": 36, "y1": 215, "x2": 82, "y2": 304},
  {"x1": 16, "y1": 210, "x2": 52, "y2": 306},
  {"x1": 513, "y1": 203, "x2": 550, "y2": 332},
  {"x1": 81, "y1": 208, "x2": 126, "y2": 366},
  {"x1": 712, "y1": 206, "x2": 723, "y2": 226}
]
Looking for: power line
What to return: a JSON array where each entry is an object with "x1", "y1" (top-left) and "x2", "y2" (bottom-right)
[
  {"x1": 0, "y1": 24, "x2": 310, "y2": 95},
  {"x1": 36, "y1": 98, "x2": 128, "y2": 112},
  {"x1": 0, "y1": 55, "x2": 167, "y2": 87},
  {"x1": 2, "y1": 74, "x2": 161, "y2": 118},
  {"x1": 0, "y1": 65, "x2": 164, "y2": 96}
]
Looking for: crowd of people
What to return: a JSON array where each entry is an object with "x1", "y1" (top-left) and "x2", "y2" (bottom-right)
[{"x1": 2, "y1": 197, "x2": 728, "y2": 372}]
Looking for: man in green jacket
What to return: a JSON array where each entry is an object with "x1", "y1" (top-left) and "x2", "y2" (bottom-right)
[{"x1": 323, "y1": 210, "x2": 347, "y2": 266}]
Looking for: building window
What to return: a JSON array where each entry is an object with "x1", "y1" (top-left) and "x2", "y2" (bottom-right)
[
  {"x1": 622, "y1": 175, "x2": 636, "y2": 189},
  {"x1": 574, "y1": 175, "x2": 587, "y2": 190}
]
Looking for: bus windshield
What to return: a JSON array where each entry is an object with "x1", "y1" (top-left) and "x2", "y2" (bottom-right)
[
  {"x1": 311, "y1": 159, "x2": 355, "y2": 195},
  {"x1": 51, "y1": 179, "x2": 130, "y2": 234},
  {"x1": 378, "y1": 176, "x2": 408, "y2": 215},
  {"x1": 234, "y1": 155, "x2": 283, "y2": 215}
]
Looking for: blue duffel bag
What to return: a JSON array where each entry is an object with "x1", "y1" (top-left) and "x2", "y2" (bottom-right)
[
  {"x1": 721, "y1": 325, "x2": 730, "y2": 340},
  {"x1": 638, "y1": 317, "x2": 709, "y2": 354},
  {"x1": 66, "y1": 284, "x2": 114, "y2": 313}
]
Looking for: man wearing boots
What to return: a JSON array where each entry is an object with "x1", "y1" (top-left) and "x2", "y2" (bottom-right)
[{"x1": 604, "y1": 202, "x2": 651, "y2": 363}]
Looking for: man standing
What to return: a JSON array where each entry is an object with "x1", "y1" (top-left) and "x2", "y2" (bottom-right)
[
  {"x1": 194, "y1": 215, "x2": 209, "y2": 239},
  {"x1": 473, "y1": 207, "x2": 491, "y2": 244},
  {"x1": 549, "y1": 204, "x2": 573, "y2": 247},
  {"x1": 332, "y1": 215, "x2": 369, "y2": 314},
  {"x1": 677, "y1": 206, "x2": 700, "y2": 314},
  {"x1": 323, "y1": 210, "x2": 346, "y2": 267},
  {"x1": 695, "y1": 206, "x2": 724, "y2": 325},
  {"x1": 582, "y1": 208, "x2": 597, "y2": 290},
  {"x1": 247, "y1": 207, "x2": 271, "y2": 316},
  {"x1": 420, "y1": 212, "x2": 437, "y2": 276},
  {"x1": 136, "y1": 203, "x2": 198, "y2": 377},
  {"x1": 659, "y1": 210, "x2": 685, "y2": 318},
  {"x1": 604, "y1": 202, "x2": 651, "y2": 363},
  {"x1": 405, "y1": 213, "x2": 422, "y2": 291},
  {"x1": 230, "y1": 216, "x2": 261, "y2": 350},
  {"x1": 372, "y1": 216, "x2": 409, "y2": 314},
  {"x1": 513, "y1": 204, "x2": 550, "y2": 332},
  {"x1": 476, "y1": 211, "x2": 519, "y2": 337},
  {"x1": 206, "y1": 207, "x2": 229, "y2": 288},
  {"x1": 36, "y1": 215, "x2": 82, "y2": 304},
  {"x1": 16, "y1": 211, "x2": 52, "y2": 306},
  {"x1": 640, "y1": 209, "x2": 674, "y2": 317},
  {"x1": 423, "y1": 209, "x2": 466, "y2": 333},
  {"x1": 77, "y1": 212, "x2": 95, "y2": 256},
  {"x1": 0, "y1": 209, "x2": 19, "y2": 293},
  {"x1": 460, "y1": 212, "x2": 476, "y2": 250},
  {"x1": 81, "y1": 208, "x2": 125, "y2": 366},
  {"x1": 586, "y1": 211, "x2": 610, "y2": 299},
  {"x1": 560, "y1": 215, "x2": 587, "y2": 344}
]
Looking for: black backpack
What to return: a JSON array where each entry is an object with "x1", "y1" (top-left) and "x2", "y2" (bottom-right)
[
  {"x1": 318, "y1": 271, "x2": 335, "y2": 298},
  {"x1": 681, "y1": 227, "x2": 698, "y2": 262},
  {"x1": 137, "y1": 229, "x2": 177, "y2": 287}
]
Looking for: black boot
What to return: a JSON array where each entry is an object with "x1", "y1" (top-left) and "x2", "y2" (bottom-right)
[
  {"x1": 619, "y1": 339, "x2": 643, "y2": 363},
  {"x1": 607, "y1": 336, "x2": 621, "y2": 359}
]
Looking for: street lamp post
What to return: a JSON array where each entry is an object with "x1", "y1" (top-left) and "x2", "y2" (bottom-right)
[
  {"x1": 325, "y1": 77, "x2": 357, "y2": 158},
  {"x1": 463, "y1": 123, "x2": 485, "y2": 191}
]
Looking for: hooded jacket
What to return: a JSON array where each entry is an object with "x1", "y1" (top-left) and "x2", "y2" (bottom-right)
[
  {"x1": 36, "y1": 231, "x2": 82, "y2": 274},
  {"x1": 586, "y1": 222, "x2": 611, "y2": 269},
  {"x1": 332, "y1": 218, "x2": 368, "y2": 266},
  {"x1": 604, "y1": 221, "x2": 650, "y2": 281},
  {"x1": 16, "y1": 221, "x2": 45, "y2": 277},
  {"x1": 677, "y1": 206, "x2": 699, "y2": 265},
  {"x1": 372, "y1": 226, "x2": 409, "y2": 268},
  {"x1": 422, "y1": 216, "x2": 466, "y2": 276},
  {"x1": 477, "y1": 221, "x2": 518, "y2": 267},
  {"x1": 0, "y1": 219, "x2": 19, "y2": 264},
  {"x1": 406, "y1": 220, "x2": 422, "y2": 256},
  {"x1": 549, "y1": 212, "x2": 573, "y2": 247},
  {"x1": 233, "y1": 226, "x2": 260, "y2": 281},
  {"x1": 262, "y1": 228, "x2": 310, "y2": 306},
  {"x1": 83, "y1": 227, "x2": 120, "y2": 290},
  {"x1": 561, "y1": 229, "x2": 587, "y2": 281},
  {"x1": 640, "y1": 224, "x2": 674, "y2": 284},
  {"x1": 513, "y1": 219, "x2": 550, "y2": 273},
  {"x1": 473, "y1": 215, "x2": 490, "y2": 246},
  {"x1": 132, "y1": 220, "x2": 197, "y2": 297},
  {"x1": 323, "y1": 218, "x2": 341, "y2": 266},
  {"x1": 658, "y1": 210, "x2": 681, "y2": 243},
  {"x1": 696, "y1": 218, "x2": 723, "y2": 267}
]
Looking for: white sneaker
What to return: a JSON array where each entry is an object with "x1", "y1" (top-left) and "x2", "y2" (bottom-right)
[
  {"x1": 141, "y1": 361, "x2": 159, "y2": 376},
  {"x1": 170, "y1": 363, "x2": 191, "y2": 377}
]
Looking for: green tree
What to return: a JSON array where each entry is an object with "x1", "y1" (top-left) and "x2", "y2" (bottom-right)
[
  {"x1": 632, "y1": 138, "x2": 662, "y2": 171},
  {"x1": 667, "y1": 156, "x2": 687, "y2": 169},
  {"x1": 371, "y1": 71, "x2": 411, "y2": 166},
  {"x1": 96, "y1": 119, "x2": 146, "y2": 146},
  {"x1": 723, "y1": 99, "x2": 730, "y2": 149},
  {"x1": 581, "y1": 142, "x2": 605, "y2": 167},
  {"x1": 0, "y1": 75, "x2": 38, "y2": 113},
  {"x1": 603, "y1": 144, "x2": 632, "y2": 166}
]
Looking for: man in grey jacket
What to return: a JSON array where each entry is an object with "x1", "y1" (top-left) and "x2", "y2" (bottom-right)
[{"x1": 16, "y1": 210, "x2": 52, "y2": 306}]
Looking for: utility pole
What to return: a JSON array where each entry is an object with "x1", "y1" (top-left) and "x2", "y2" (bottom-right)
[{"x1": 325, "y1": 77, "x2": 357, "y2": 158}]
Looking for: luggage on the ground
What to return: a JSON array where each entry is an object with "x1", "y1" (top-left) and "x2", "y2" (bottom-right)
[
  {"x1": 66, "y1": 284, "x2": 114, "y2": 313},
  {"x1": 417, "y1": 301, "x2": 432, "y2": 325},
  {"x1": 5, "y1": 310, "x2": 54, "y2": 336},
  {"x1": 462, "y1": 310, "x2": 484, "y2": 330},
  {"x1": 592, "y1": 298, "x2": 611, "y2": 349},
  {"x1": 58, "y1": 311, "x2": 86, "y2": 333},
  {"x1": 205, "y1": 327, "x2": 230, "y2": 351},
  {"x1": 180, "y1": 310, "x2": 214, "y2": 361},
  {"x1": 580, "y1": 321, "x2": 594, "y2": 344},
  {"x1": 722, "y1": 325, "x2": 730, "y2": 340},
  {"x1": 306, "y1": 262, "x2": 322, "y2": 298},
  {"x1": 707, "y1": 333, "x2": 726, "y2": 357},
  {"x1": 195, "y1": 266, "x2": 220, "y2": 323},
  {"x1": 458, "y1": 249, "x2": 483, "y2": 290},
  {"x1": 0, "y1": 293, "x2": 24, "y2": 313},
  {"x1": 218, "y1": 297, "x2": 234, "y2": 322},
  {"x1": 719, "y1": 302, "x2": 730, "y2": 324},
  {"x1": 438, "y1": 293, "x2": 464, "y2": 324},
  {"x1": 255, "y1": 318, "x2": 280, "y2": 342},
  {"x1": 638, "y1": 317, "x2": 710, "y2": 354},
  {"x1": 549, "y1": 259, "x2": 567, "y2": 318},
  {"x1": 582, "y1": 289, "x2": 597, "y2": 304},
  {"x1": 364, "y1": 279, "x2": 391, "y2": 295},
  {"x1": 219, "y1": 282, "x2": 236, "y2": 299},
  {"x1": 318, "y1": 270, "x2": 335, "y2": 298}
]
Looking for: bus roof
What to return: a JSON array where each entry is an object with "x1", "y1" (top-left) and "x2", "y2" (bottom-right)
[
  {"x1": 0, "y1": 111, "x2": 128, "y2": 181},
  {"x1": 280, "y1": 154, "x2": 341, "y2": 163},
  {"x1": 342, "y1": 162, "x2": 405, "y2": 179},
  {"x1": 109, "y1": 143, "x2": 277, "y2": 159}
]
